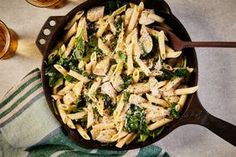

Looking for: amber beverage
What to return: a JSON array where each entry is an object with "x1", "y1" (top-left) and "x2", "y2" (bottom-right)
[
  {"x1": 0, "y1": 21, "x2": 18, "y2": 59},
  {"x1": 25, "y1": 0, "x2": 66, "y2": 8}
]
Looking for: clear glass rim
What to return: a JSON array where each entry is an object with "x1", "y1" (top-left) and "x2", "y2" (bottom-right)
[
  {"x1": 25, "y1": 0, "x2": 64, "y2": 8},
  {"x1": 0, "y1": 20, "x2": 11, "y2": 58}
]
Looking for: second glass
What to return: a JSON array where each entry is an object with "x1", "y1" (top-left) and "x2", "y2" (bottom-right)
[
  {"x1": 0, "y1": 20, "x2": 18, "y2": 59},
  {"x1": 25, "y1": 0, "x2": 66, "y2": 8}
]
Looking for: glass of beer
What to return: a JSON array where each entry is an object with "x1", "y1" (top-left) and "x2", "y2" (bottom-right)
[
  {"x1": 0, "y1": 20, "x2": 18, "y2": 59},
  {"x1": 25, "y1": 0, "x2": 66, "y2": 8}
]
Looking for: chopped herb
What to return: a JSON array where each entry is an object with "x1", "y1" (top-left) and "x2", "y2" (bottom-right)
[
  {"x1": 150, "y1": 126, "x2": 165, "y2": 138},
  {"x1": 85, "y1": 81, "x2": 93, "y2": 89},
  {"x1": 47, "y1": 51, "x2": 59, "y2": 66},
  {"x1": 88, "y1": 73, "x2": 97, "y2": 80},
  {"x1": 133, "y1": 60, "x2": 139, "y2": 68},
  {"x1": 94, "y1": 46, "x2": 104, "y2": 59},
  {"x1": 123, "y1": 91, "x2": 130, "y2": 102},
  {"x1": 115, "y1": 16, "x2": 123, "y2": 33},
  {"x1": 117, "y1": 51, "x2": 127, "y2": 62},
  {"x1": 111, "y1": 37, "x2": 118, "y2": 50},
  {"x1": 46, "y1": 66, "x2": 63, "y2": 87},
  {"x1": 173, "y1": 68, "x2": 189, "y2": 77},
  {"x1": 87, "y1": 21, "x2": 97, "y2": 36},
  {"x1": 103, "y1": 94, "x2": 116, "y2": 114},
  {"x1": 88, "y1": 36, "x2": 98, "y2": 48},
  {"x1": 76, "y1": 117, "x2": 87, "y2": 128},
  {"x1": 83, "y1": 95, "x2": 91, "y2": 103},
  {"x1": 139, "y1": 71, "x2": 149, "y2": 83},
  {"x1": 86, "y1": 36, "x2": 104, "y2": 60},
  {"x1": 110, "y1": 59, "x2": 117, "y2": 65},
  {"x1": 170, "y1": 102, "x2": 180, "y2": 119},
  {"x1": 138, "y1": 134, "x2": 149, "y2": 142},
  {"x1": 75, "y1": 95, "x2": 87, "y2": 112},
  {"x1": 125, "y1": 104, "x2": 149, "y2": 140},
  {"x1": 120, "y1": 74, "x2": 133, "y2": 89},
  {"x1": 64, "y1": 75, "x2": 77, "y2": 83},
  {"x1": 72, "y1": 34, "x2": 85, "y2": 61},
  {"x1": 157, "y1": 68, "x2": 174, "y2": 81},
  {"x1": 105, "y1": 0, "x2": 125, "y2": 15}
]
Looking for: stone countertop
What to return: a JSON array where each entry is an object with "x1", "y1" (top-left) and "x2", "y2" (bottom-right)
[{"x1": 0, "y1": 0, "x2": 236, "y2": 156}]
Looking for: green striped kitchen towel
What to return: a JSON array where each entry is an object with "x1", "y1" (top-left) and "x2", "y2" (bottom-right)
[{"x1": 0, "y1": 68, "x2": 170, "y2": 157}]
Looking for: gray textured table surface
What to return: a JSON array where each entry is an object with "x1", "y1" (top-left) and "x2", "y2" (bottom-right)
[{"x1": 0, "y1": 0, "x2": 236, "y2": 156}]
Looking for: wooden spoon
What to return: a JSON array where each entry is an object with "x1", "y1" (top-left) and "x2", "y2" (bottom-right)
[{"x1": 155, "y1": 26, "x2": 236, "y2": 51}]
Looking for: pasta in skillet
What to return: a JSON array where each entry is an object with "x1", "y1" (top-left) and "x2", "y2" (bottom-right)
[{"x1": 46, "y1": 1, "x2": 198, "y2": 148}]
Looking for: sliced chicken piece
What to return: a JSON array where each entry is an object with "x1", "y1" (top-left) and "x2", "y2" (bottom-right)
[
  {"x1": 96, "y1": 129, "x2": 117, "y2": 143},
  {"x1": 87, "y1": 6, "x2": 105, "y2": 22},
  {"x1": 111, "y1": 75, "x2": 124, "y2": 92},
  {"x1": 129, "y1": 94, "x2": 147, "y2": 104},
  {"x1": 101, "y1": 82, "x2": 117, "y2": 99},
  {"x1": 139, "y1": 9, "x2": 155, "y2": 25},
  {"x1": 63, "y1": 91, "x2": 76, "y2": 105},
  {"x1": 146, "y1": 107, "x2": 170, "y2": 123},
  {"x1": 93, "y1": 57, "x2": 110, "y2": 76},
  {"x1": 127, "y1": 82, "x2": 150, "y2": 94}
]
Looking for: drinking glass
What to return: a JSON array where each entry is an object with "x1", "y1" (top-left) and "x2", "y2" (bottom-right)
[
  {"x1": 0, "y1": 20, "x2": 18, "y2": 59},
  {"x1": 25, "y1": 0, "x2": 66, "y2": 8}
]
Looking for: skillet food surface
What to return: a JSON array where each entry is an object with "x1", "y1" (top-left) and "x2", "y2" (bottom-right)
[{"x1": 40, "y1": 0, "x2": 198, "y2": 149}]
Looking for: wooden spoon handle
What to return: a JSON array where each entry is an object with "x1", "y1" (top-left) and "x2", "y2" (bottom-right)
[{"x1": 183, "y1": 41, "x2": 236, "y2": 48}]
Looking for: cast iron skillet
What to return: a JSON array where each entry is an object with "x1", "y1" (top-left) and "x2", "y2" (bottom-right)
[{"x1": 36, "y1": 0, "x2": 236, "y2": 150}]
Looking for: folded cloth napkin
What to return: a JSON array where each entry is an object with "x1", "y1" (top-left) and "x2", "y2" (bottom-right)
[{"x1": 0, "y1": 68, "x2": 170, "y2": 157}]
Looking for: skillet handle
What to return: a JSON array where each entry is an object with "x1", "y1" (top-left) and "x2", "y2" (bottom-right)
[
  {"x1": 203, "y1": 112, "x2": 236, "y2": 146},
  {"x1": 36, "y1": 16, "x2": 66, "y2": 55},
  {"x1": 179, "y1": 94, "x2": 236, "y2": 146}
]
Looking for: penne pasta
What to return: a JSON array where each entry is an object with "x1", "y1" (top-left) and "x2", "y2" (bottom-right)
[
  {"x1": 54, "y1": 64, "x2": 68, "y2": 76},
  {"x1": 57, "y1": 83, "x2": 75, "y2": 96},
  {"x1": 116, "y1": 133, "x2": 135, "y2": 148},
  {"x1": 93, "y1": 123, "x2": 115, "y2": 131},
  {"x1": 176, "y1": 94, "x2": 187, "y2": 112},
  {"x1": 86, "y1": 103, "x2": 94, "y2": 128},
  {"x1": 166, "y1": 45, "x2": 182, "y2": 58},
  {"x1": 161, "y1": 77, "x2": 183, "y2": 91},
  {"x1": 127, "y1": 5, "x2": 139, "y2": 33},
  {"x1": 72, "y1": 81, "x2": 83, "y2": 97},
  {"x1": 126, "y1": 43, "x2": 134, "y2": 75},
  {"x1": 134, "y1": 57, "x2": 151, "y2": 76},
  {"x1": 97, "y1": 20, "x2": 108, "y2": 37},
  {"x1": 64, "y1": 22, "x2": 77, "y2": 42},
  {"x1": 66, "y1": 118, "x2": 76, "y2": 129},
  {"x1": 67, "y1": 70, "x2": 89, "y2": 83},
  {"x1": 64, "y1": 11, "x2": 84, "y2": 30},
  {"x1": 132, "y1": 69, "x2": 140, "y2": 83},
  {"x1": 113, "y1": 95, "x2": 125, "y2": 121},
  {"x1": 112, "y1": 4, "x2": 127, "y2": 17},
  {"x1": 146, "y1": 93, "x2": 169, "y2": 107},
  {"x1": 148, "y1": 13, "x2": 165, "y2": 23},
  {"x1": 125, "y1": 133, "x2": 137, "y2": 145},
  {"x1": 174, "y1": 86, "x2": 198, "y2": 95},
  {"x1": 67, "y1": 111, "x2": 87, "y2": 120},
  {"x1": 148, "y1": 118, "x2": 172, "y2": 131},
  {"x1": 98, "y1": 38, "x2": 112, "y2": 55},
  {"x1": 76, "y1": 124, "x2": 91, "y2": 140},
  {"x1": 158, "y1": 31, "x2": 166, "y2": 60},
  {"x1": 64, "y1": 36, "x2": 76, "y2": 57}
]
